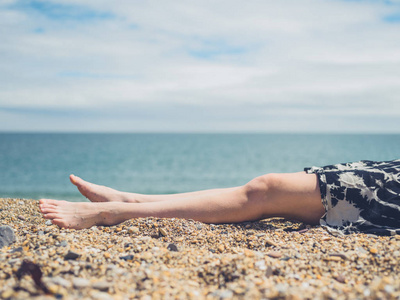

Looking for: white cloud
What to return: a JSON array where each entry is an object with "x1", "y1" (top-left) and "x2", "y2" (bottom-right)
[{"x1": 0, "y1": 0, "x2": 400, "y2": 132}]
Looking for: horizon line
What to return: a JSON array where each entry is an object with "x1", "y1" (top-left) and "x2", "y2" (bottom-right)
[{"x1": 1, "y1": 130, "x2": 400, "y2": 135}]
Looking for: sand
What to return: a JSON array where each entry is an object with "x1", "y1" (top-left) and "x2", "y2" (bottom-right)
[{"x1": 1, "y1": 197, "x2": 399, "y2": 299}]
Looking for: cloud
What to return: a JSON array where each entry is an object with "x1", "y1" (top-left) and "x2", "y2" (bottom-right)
[{"x1": 0, "y1": 0, "x2": 400, "y2": 132}]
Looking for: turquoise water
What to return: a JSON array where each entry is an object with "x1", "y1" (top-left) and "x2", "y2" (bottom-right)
[{"x1": 0, "y1": 133, "x2": 399, "y2": 201}]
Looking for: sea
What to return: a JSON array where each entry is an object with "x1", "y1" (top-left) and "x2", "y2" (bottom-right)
[{"x1": 1, "y1": 133, "x2": 399, "y2": 202}]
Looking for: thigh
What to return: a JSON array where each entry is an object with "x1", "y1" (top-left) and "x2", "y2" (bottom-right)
[{"x1": 266, "y1": 172, "x2": 325, "y2": 224}]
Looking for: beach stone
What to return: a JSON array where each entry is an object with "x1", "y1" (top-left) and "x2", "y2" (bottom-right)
[
  {"x1": 369, "y1": 247, "x2": 378, "y2": 254},
  {"x1": 266, "y1": 251, "x2": 282, "y2": 259},
  {"x1": 356, "y1": 247, "x2": 368, "y2": 254},
  {"x1": 334, "y1": 274, "x2": 346, "y2": 283},
  {"x1": 8, "y1": 258, "x2": 21, "y2": 265},
  {"x1": 64, "y1": 250, "x2": 81, "y2": 260},
  {"x1": 1, "y1": 288, "x2": 14, "y2": 299},
  {"x1": 142, "y1": 252, "x2": 152, "y2": 260},
  {"x1": 90, "y1": 291, "x2": 114, "y2": 300},
  {"x1": 92, "y1": 281, "x2": 112, "y2": 291},
  {"x1": 159, "y1": 228, "x2": 168, "y2": 236},
  {"x1": 265, "y1": 239, "x2": 279, "y2": 247},
  {"x1": 47, "y1": 276, "x2": 72, "y2": 288},
  {"x1": 45, "y1": 220, "x2": 53, "y2": 226},
  {"x1": 324, "y1": 256, "x2": 341, "y2": 262},
  {"x1": 329, "y1": 252, "x2": 348, "y2": 260},
  {"x1": 11, "y1": 247, "x2": 23, "y2": 253},
  {"x1": 59, "y1": 240, "x2": 68, "y2": 247},
  {"x1": 0, "y1": 226, "x2": 16, "y2": 248},
  {"x1": 255, "y1": 260, "x2": 267, "y2": 270},
  {"x1": 167, "y1": 243, "x2": 179, "y2": 252},
  {"x1": 120, "y1": 254, "x2": 134, "y2": 261},
  {"x1": 1, "y1": 197, "x2": 400, "y2": 299},
  {"x1": 211, "y1": 289, "x2": 233, "y2": 299},
  {"x1": 18, "y1": 215, "x2": 26, "y2": 221},
  {"x1": 73, "y1": 278, "x2": 90, "y2": 289},
  {"x1": 128, "y1": 226, "x2": 139, "y2": 234}
]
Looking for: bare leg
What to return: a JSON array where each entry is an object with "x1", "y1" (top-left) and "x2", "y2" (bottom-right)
[
  {"x1": 39, "y1": 172, "x2": 325, "y2": 230},
  {"x1": 70, "y1": 174, "x2": 239, "y2": 203}
]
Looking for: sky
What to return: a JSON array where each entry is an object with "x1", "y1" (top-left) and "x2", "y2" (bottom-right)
[{"x1": 0, "y1": 0, "x2": 400, "y2": 133}]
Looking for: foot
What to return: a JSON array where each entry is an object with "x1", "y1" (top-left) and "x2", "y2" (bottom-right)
[
  {"x1": 39, "y1": 199, "x2": 116, "y2": 229},
  {"x1": 70, "y1": 174, "x2": 135, "y2": 203}
]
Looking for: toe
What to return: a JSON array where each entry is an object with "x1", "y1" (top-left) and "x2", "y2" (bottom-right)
[
  {"x1": 70, "y1": 174, "x2": 78, "y2": 185},
  {"x1": 51, "y1": 219, "x2": 68, "y2": 228},
  {"x1": 39, "y1": 199, "x2": 62, "y2": 206},
  {"x1": 43, "y1": 213, "x2": 59, "y2": 219},
  {"x1": 70, "y1": 174, "x2": 86, "y2": 186},
  {"x1": 40, "y1": 205, "x2": 57, "y2": 213}
]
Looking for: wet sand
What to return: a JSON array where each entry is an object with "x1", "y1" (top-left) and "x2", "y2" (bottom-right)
[{"x1": 1, "y1": 198, "x2": 399, "y2": 299}]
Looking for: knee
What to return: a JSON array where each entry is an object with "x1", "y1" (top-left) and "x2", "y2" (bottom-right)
[{"x1": 244, "y1": 173, "x2": 279, "y2": 198}]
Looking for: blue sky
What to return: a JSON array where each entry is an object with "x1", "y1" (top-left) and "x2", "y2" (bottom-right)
[{"x1": 0, "y1": 0, "x2": 399, "y2": 133}]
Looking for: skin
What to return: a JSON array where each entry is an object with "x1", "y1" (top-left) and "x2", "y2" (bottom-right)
[{"x1": 39, "y1": 172, "x2": 325, "y2": 230}]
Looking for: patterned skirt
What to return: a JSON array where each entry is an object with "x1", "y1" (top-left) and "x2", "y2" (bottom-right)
[{"x1": 305, "y1": 160, "x2": 400, "y2": 236}]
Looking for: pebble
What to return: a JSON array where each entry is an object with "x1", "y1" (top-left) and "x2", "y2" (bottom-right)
[
  {"x1": 92, "y1": 281, "x2": 112, "y2": 291},
  {"x1": 265, "y1": 239, "x2": 279, "y2": 247},
  {"x1": 64, "y1": 250, "x2": 81, "y2": 260},
  {"x1": 356, "y1": 246, "x2": 368, "y2": 254},
  {"x1": 266, "y1": 251, "x2": 282, "y2": 258},
  {"x1": 159, "y1": 228, "x2": 168, "y2": 237},
  {"x1": 1, "y1": 198, "x2": 399, "y2": 300},
  {"x1": 0, "y1": 225, "x2": 16, "y2": 248},
  {"x1": 11, "y1": 246, "x2": 23, "y2": 253},
  {"x1": 90, "y1": 291, "x2": 114, "y2": 300},
  {"x1": 329, "y1": 252, "x2": 348, "y2": 260},
  {"x1": 334, "y1": 274, "x2": 346, "y2": 283},
  {"x1": 128, "y1": 226, "x2": 139, "y2": 234},
  {"x1": 59, "y1": 240, "x2": 68, "y2": 247},
  {"x1": 1, "y1": 289, "x2": 14, "y2": 299},
  {"x1": 369, "y1": 247, "x2": 378, "y2": 254},
  {"x1": 45, "y1": 220, "x2": 53, "y2": 226},
  {"x1": 324, "y1": 256, "x2": 341, "y2": 262},
  {"x1": 73, "y1": 278, "x2": 90, "y2": 289},
  {"x1": 47, "y1": 276, "x2": 72, "y2": 288},
  {"x1": 167, "y1": 243, "x2": 179, "y2": 252},
  {"x1": 120, "y1": 254, "x2": 134, "y2": 261},
  {"x1": 47, "y1": 284, "x2": 59, "y2": 294}
]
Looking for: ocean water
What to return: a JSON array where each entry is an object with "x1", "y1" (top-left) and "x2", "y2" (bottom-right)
[{"x1": 0, "y1": 133, "x2": 399, "y2": 202}]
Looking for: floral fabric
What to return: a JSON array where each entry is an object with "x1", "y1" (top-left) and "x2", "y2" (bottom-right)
[{"x1": 305, "y1": 160, "x2": 400, "y2": 236}]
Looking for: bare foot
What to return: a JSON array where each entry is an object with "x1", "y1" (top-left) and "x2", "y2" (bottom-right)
[
  {"x1": 39, "y1": 199, "x2": 116, "y2": 229},
  {"x1": 70, "y1": 174, "x2": 135, "y2": 203}
]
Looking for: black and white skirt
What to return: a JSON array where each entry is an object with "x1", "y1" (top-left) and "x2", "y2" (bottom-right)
[{"x1": 305, "y1": 160, "x2": 400, "y2": 236}]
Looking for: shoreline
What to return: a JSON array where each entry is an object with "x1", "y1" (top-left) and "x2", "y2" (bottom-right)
[{"x1": 1, "y1": 197, "x2": 399, "y2": 299}]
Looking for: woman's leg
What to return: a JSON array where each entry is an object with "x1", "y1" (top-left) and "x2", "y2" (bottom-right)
[
  {"x1": 69, "y1": 174, "x2": 240, "y2": 203},
  {"x1": 39, "y1": 172, "x2": 325, "y2": 230}
]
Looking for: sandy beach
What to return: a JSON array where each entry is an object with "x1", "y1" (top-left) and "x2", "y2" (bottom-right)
[{"x1": 1, "y1": 197, "x2": 399, "y2": 299}]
